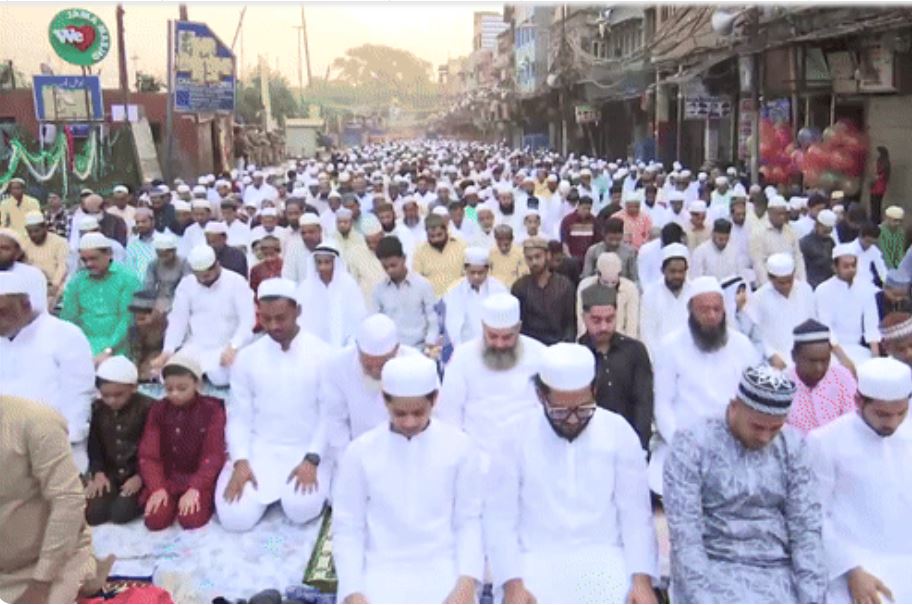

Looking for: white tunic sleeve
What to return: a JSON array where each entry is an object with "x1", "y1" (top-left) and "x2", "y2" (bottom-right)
[
  {"x1": 229, "y1": 276, "x2": 255, "y2": 350},
  {"x1": 226, "y1": 347, "x2": 256, "y2": 462},
  {"x1": 163, "y1": 276, "x2": 193, "y2": 353},
  {"x1": 482, "y1": 429, "x2": 523, "y2": 588},
  {"x1": 435, "y1": 347, "x2": 468, "y2": 428},
  {"x1": 55, "y1": 320, "x2": 96, "y2": 443},
  {"x1": 652, "y1": 337, "x2": 679, "y2": 443},
  {"x1": 613, "y1": 420, "x2": 659, "y2": 578},
  {"x1": 332, "y1": 440, "x2": 370, "y2": 600},
  {"x1": 454, "y1": 443, "x2": 485, "y2": 582}
]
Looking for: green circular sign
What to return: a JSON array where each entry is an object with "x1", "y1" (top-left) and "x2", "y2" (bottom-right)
[{"x1": 48, "y1": 8, "x2": 111, "y2": 66}]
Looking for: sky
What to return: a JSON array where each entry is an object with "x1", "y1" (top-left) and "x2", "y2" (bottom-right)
[{"x1": 0, "y1": 2, "x2": 500, "y2": 88}]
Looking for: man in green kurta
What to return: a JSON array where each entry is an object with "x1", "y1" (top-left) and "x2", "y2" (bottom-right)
[
  {"x1": 879, "y1": 206, "x2": 907, "y2": 269},
  {"x1": 61, "y1": 233, "x2": 140, "y2": 361}
]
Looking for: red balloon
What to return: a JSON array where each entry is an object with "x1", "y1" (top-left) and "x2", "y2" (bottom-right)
[
  {"x1": 760, "y1": 142, "x2": 775, "y2": 160},
  {"x1": 831, "y1": 149, "x2": 854, "y2": 174},
  {"x1": 785, "y1": 142, "x2": 797, "y2": 156},
  {"x1": 790, "y1": 149, "x2": 806, "y2": 171},
  {"x1": 774, "y1": 128, "x2": 792, "y2": 148},
  {"x1": 804, "y1": 166, "x2": 821, "y2": 188}
]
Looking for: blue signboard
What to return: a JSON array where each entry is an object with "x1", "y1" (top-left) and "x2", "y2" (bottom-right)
[
  {"x1": 32, "y1": 75, "x2": 104, "y2": 121},
  {"x1": 173, "y1": 20, "x2": 236, "y2": 113}
]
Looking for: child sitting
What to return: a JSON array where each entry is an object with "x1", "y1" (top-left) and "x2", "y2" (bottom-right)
[
  {"x1": 85, "y1": 356, "x2": 154, "y2": 526},
  {"x1": 139, "y1": 354, "x2": 226, "y2": 531}
]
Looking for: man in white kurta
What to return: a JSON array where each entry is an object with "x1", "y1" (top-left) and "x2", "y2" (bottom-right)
[
  {"x1": 485, "y1": 343, "x2": 659, "y2": 604},
  {"x1": 436, "y1": 293, "x2": 546, "y2": 467},
  {"x1": 157, "y1": 245, "x2": 255, "y2": 386},
  {"x1": 216, "y1": 279, "x2": 333, "y2": 531},
  {"x1": 0, "y1": 273, "x2": 95, "y2": 470},
  {"x1": 640, "y1": 243, "x2": 692, "y2": 356},
  {"x1": 650, "y1": 276, "x2": 760, "y2": 494},
  {"x1": 333, "y1": 355, "x2": 484, "y2": 604},
  {"x1": 808, "y1": 357, "x2": 912, "y2": 604},
  {"x1": 442, "y1": 247, "x2": 507, "y2": 348},
  {"x1": 747, "y1": 253, "x2": 817, "y2": 368},
  {"x1": 689, "y1": 218, "x2": 749, "y2": 282},
  {"x1": 317, "y1": 314, "x2": 420, "y2": 458}
]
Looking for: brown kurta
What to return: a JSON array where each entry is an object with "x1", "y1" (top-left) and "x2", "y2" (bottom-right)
[{"x1": 0, "y1": 396, "x2": 96, "y2": 603}]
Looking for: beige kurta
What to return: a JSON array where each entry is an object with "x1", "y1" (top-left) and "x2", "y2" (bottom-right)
[
  {"x1": 0, "y1": 396, "x2": 96, "y2": 603},
  {"x1": 575, "y1": 276, "x2": 640, "y2": 339}
]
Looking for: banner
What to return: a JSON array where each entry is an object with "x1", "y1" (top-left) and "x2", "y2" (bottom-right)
[
  {"x1": 48, "y1": 8, "x2": 111, "y2": 67},
  {"x1": 32, "y1": 75, "x2": 104, "y2": 121},
  {"x1": 173, "y1": 20, "x2": 236, "y2": 113}
]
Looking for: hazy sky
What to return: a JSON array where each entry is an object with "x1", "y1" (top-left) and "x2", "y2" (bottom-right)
[{"x1": 0, "y1": 2, "x2": 500, "y2": 87}]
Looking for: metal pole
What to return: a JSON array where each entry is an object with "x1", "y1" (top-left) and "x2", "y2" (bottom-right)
[
  {"x1": 116, "y1": 4, "x2": 130, "y2": 124},
  {"x1": 165, "y1": 19, "x2": 174, "y2": 183},
  {"x1": 750, "y1": 52, "x2": 760, "y2": 185},
  {"x1": 294, "y1": 25, "x2": 304, "y2": 102},
  {"x1": 301, "y1": 7, "x2": 312, "y2": 87}
]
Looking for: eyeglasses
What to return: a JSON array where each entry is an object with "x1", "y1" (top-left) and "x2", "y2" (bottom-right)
[{"x1": 543, "y1": 401, "x2": 597, "y2": 422}]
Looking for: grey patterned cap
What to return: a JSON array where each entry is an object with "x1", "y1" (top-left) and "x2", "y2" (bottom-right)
[{"x1": 737, "y1": 365, "x2": 797, "y2": 416}]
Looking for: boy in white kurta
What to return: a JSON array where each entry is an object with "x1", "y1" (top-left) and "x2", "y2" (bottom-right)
[
  {"x1": 333, "y1": 355, "x2": 484, "y2": 604},
  {"x1": 808, "y1": 357, "x2": 912, "y2": 604},
  {"x1": 215, "y1": 278, "x2": 333, "y2": 531},
  {"x1": 485, "y1": 343, "x2": 659, "y2": 604}
]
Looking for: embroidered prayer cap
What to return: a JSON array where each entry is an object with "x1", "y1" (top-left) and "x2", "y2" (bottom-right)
[
  {"x1": 313, "y1": 240, "x2": 340, "y2": 257},
  {"x1": 522, "y1": 236, "x2": 549, "y2": 251},
  {"x1": 688, "y1": 200, "x2": 707, "y2": 213},
  {"x1": 688, "y1": 276, "x2": 723, "y2": 303},
  {"x1": 78, "y1": 216, "x2": 100, "y2": 232},
  {"x1": 817, "y1": 209, "x2": 837, "y2": 228},
  {"x1": 381, "y1": 355, "x2": 439, "y2": 397},
  {"x1": 191, "y1": 199, "x2": 212, "y2": 211},
  {"x1": 832, "y1": 242, "x2": 857, "y2": 260},
  {"x1": 153, "y1": 232, "x2": 178, "y2": 250},
  {"x1": 357, "y1": 313, "x2": 399, "y2": 356},
  {"x1": 163, "y1": 353, "x2": 203, "y2": 381},
  {"x1": 0, "y1": 272, "x2": 28, "y2": 296},
  {"x1": 464, "y1": 246, "x2": 490, "y2": 267},
  {"x1": 176, "y1": 184, "x2": 191, "y2": 195},
  {"x1": 857, "y1": 357, "x2": 912, "y2": 401},
  {"x1": 257, "y1": 277, "x2": 298, "y2": 302},
  {"x1": 24, "y1": 211, "x2": 46, "y2": 227},
  {"x1": 188, "y1": 244, "x2": 217, "y2": 271},
  {"x1": 737, "y1": 365, "x2": 797, "y2": 415},
  {"x1": 661, "y1": 242, "x2": 690, "y2": 263},
  {"x1": 766, "y1": 253, "x2": 795, "y2": 277},
  {"x1": 97, "y1": 355, "x2": 139, "y2": 384},
  {"x1": 192, "y1": 185, "x2": 207, "y2": 196},
  {"x1": 112, "y1": 185, "x2": 129, "y2": 195},
  {"x1": 885, "y1": 206, "x2": 904, "y2": 221},
  {"x1": 203, "y1": 221, "x2": 228, "y2": 235},
  {"x1": 173, "y1": 200, "x2": 192, "y2": 213},
  {"x1": 580, "y1": 282, "x2": 618, "y2": 311},
  {"x1": 792, "y1": 319, "x2": 831, "y2": 345},
  {"x1": 79, "y1": 232, "x2": 111, "y2": 251},
  {"x1": 540, "y1": 343, "x2": 596, "y2": 391},
  {"x1": 481, "y1": 293, "x2": 521, "y2": 329},
  {"x1": 300, "y1": 213, "x2": 321, "y2": 227},
  {"x1": 880, "y1": 312, "x2": 912, "y2": 343},
  {"x1": 335, "y1": 207, "x2": 353, "y2": 220}
]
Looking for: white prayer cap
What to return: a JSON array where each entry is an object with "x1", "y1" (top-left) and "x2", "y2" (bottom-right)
[
  {"x1": 215, "y1": 179, "x2": 230, "y2": 188},
  {"x1": 667, "y1": 191, "x2": 686, "y2": 203},
  {"x1": 176, "y1": 184, "x2": 191, "y2": 195},
  {"x1": 614, "y1": 168, "x2": 629, "y2": 180},
  {"x1": 688, "y1": 276, "x2": 723, "y2": 302},
  {"x1": 481, "y1": 293, "x2": 520, "y2": 329},
  {"x1": 112, "y1": 185, "x2": 129, "y2": 195},
  {"x1": 885, "y1": 206, "x2": 905, "y2": 221},
  {"x1": 833, "y1": 204, "x2": 845, "y2": 214},
  {"x1": 0, "y1": 272, "x2": 28, "y2": 296},
  {"x1": 464, "y1": 246, "x2": 490, "y2": 267},
  {"x1": 749, "y1": 184, "x2": 763, "y2": 195},
  {"x1": 689, "y1": 200, "x2": 707, "y2": 213},
  {"x1": 788, "y1": 196, "x2": 808, "y2": 210},
  {"x1": 558, "y1": 181, "x2": 572, "y2": 195},
  {"x1": 357, "y1": 313, "x2": 399, "y2": 356},
  {"x1": 252, "y1": 170, "x2": 264, "y2": 178},
  {"x1": 546, "y1": 174, "x2": 558, "y2": 183},
  {"x1": 96, "y1": 355, "x2": 138, "y2": 384},
  {"x1": 732, "y1": 183, "x2": 747, "y2": 197},
  {"x1": 726, "y1": 167, "x2": 738, "y2": 176},
  {"x1": 697, "y1": 171, "x2": 708, "y2": 182},
  {"x1": 768, "y1": 196, "x2": 789, "y2": 209},
  {"x1": 381, "y1": 355, "x2": 439, "y2": 397},
  {"x1": 259, "y1": 207, "x2": 278, "y2": 218},
  {"x1": 300, "y1": 213, "x2": 321, "y2": 227},
  {"x1": 204, "y1": 221, "x2": 228, "y2": 235},
  {"x1": 624, "y1": 190, "x2": 644, "y2": 204},
  {"x1": 673, "y1": 161, "x2": 684, "y2": 171},
  {"x1": 313, "y1": 240, "x2": 340, "y2": 257},
  {"x1": 191, "y1": 199, "x2": 212, "y2": 210},
  {"x1": 831, "y1": 190, "x2": 845, "y2": 200},
  {"x1": 153, "y1": 232, "x2": 178, "y2": 250},
  {"x1": 361, "y1": 214, "x2": 382, "y2": 236},
  {"x1": 328, "y1": 189, "x2": 342, "y2": 199},
  {"x1": 431, "y1": 206, "x2": 449, "y2": 217},
  {"x1": 679, "y1": 169, "x2": 692, "y2": 179},
  {"x1": 79, "y1": 216, "x2": 100, "y2": 231},
  {"x1": 857, "y1": 357, "x2": 912, "y2": 401},
  {"x1": 192, "y1": 185, "x2": 207, "y2": 196},
  {"x1": 79, "y1": 232, "x2": 110, "y2": 251},
  {"x1": 338, "y1": 172, "x2": 351, "y2": 183},
  {"x1": 817, "y1": 210, "x2": 837, "y2": 227},
  {"x1": 495, "y1": 183, "x2": 512, "y2": 196},
  {"x1": 832, "y1": 243, "x2": 857, "y2": 260},
  {"x1": 257, "y1": 277, "x2": 297, "y2": 302},
  {"x1": 173, "y1": 200, "x2": 192, "y2": 212},
  {"x1": 464, "y1": 186, "x2": 479, "y2": 196},
  {"x1": 540, "y1": 343, "x2": 595, "y2": 391},
  {"x1": 242, "y1": 176, "x2": 253, "y2": 185},
  {"x1": 188, "y1": 244, "x2": 217, "y2": 271},
  {"x1": 335, "y1": 207, "x2": 353, "y2": 220},
  {"x1": 24, "y1": 211, "x2": 46, "y2": 227},
  {"x1": 580, "y1": 168, "x2": 592, "y2": 177},
  {"x1": 154, "y1": 184, "x2": 170, "y2": 195},
  {"x1": 715, "y1": 176, "x2": 728, "y2": 186},
  {"x1": 662, "y1": 242, "x2": 690, "y2": 263},
  {"x1": 163, "y1": 353, "x2": 202, "y2": 381},
  {"x1": 291, "y1": 187, "x2": 309, "y2": 198},
  {"x1": 766, "y1": 253, "x2": 795, "y2": 277}
]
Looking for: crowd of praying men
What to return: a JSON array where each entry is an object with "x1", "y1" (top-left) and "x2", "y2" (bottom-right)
[{"x1": 0, "y1": 139, "x2": 911, "y2": 604}]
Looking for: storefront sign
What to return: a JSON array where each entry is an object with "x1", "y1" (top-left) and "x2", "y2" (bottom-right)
[
  {"x1": 48, "y1": 8, "x2": 111, "y2": 66},
  {"x1": 575, "y1": 104, "x2": 598, "y2": 124},
  {"x1": 173, "y1": 20, "x2": 236, "y2": 113},
  {"x1": 684, "y1": 96, "x2": 732, "y2": 119}
]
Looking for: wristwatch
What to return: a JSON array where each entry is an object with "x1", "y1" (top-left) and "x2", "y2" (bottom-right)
[{"x1": 304, "y1": 452, "x2": 321, "y2": 467}]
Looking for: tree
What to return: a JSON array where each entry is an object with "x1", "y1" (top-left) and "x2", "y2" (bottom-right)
[
  {"x1": 330, "y1": 45, "x2": 438, "y2": 107},
  {"x1": 236, "y1": 72, "x2": 300, "y2": 126}
]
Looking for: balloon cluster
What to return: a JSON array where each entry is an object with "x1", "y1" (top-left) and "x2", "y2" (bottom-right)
[
  {"x1": 757, "y1": 118, "x2": 795, "y2": 185},
  {"x1": 796, "y1": 121, "x2": 868, "y2": 195}
]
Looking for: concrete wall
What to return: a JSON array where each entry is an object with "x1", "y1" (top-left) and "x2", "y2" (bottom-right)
[{"x1": 865, "y1": 94, "x2": 912, "y2": 213}]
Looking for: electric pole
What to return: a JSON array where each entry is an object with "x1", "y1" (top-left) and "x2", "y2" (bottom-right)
[
  {"x1": 115, "y1": 3, "x2": 129, "y2": 120},
  {"x1": 301, "y1": 7, "x2": 312, "y2": 87},
  {"x1": 293, "y1": 24, "x2": 305, "y2": 102}
]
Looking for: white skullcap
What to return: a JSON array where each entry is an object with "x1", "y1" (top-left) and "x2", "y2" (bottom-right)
[
  {"x1": 197, "y1": 176, "x2": 209, "y2": 185},
  {"x1": 252, "y1": 170, "x2": 264, "y2": 178},
  {"x1": 381, "y1": 355, "x2": 439, "y2": 397},
  {"x1": 547, "y1": 174, "x2": 558, "y2": 183},
  {"x1": 495, "y1": 183, "x2": 513, "y2": 196},
  {"x1": 328, "y1": 190, "x2": 342, "y2": 199},
  {"x1": 192, "y1": 185, "x2": 207, "y2": 196},
  {"x1": 464, "y1": 246, "x2": 490, "y2": 267},
  {"x1": 173, "y1": 200, "x2": 192, "y2": 212},
  {"x1": 257, "y1": 277, "x2": 297, "y2": 302},
  {"x1": 338, "y1": 172, "x2": 351, "y2": 183},
  {"x1": 679, "y1": 169, "x2": 692, "y2": 179},
  {"x1": 188, "y1": 244, "x2": 217, "y2": 271},
  {"x1": 215, "y1": 179, "x2": 230, "y2": 188},
  {"x1": 624, "y1": 190, "x2": 644, "y2": 204},
  {"x1": 766, "y1": 253, "x2": 795, "y2": 277},
  {"x1": 558, "y1": 181, "x2": 572, "y2": 195},
  {"x1": 732, "y1": 183, "x2": 747, "y2": 197},
  {"x1": 768, "y1": 196, "x2": 789, "y2": 209},
  {"x1": 464, "y1": 186, "x2": 478, "y2": 196},
  {"x1": 291, "y1": 187, "x2": 309, "y2": 198},
  {"x1": 688, "y1": 276, "x2": 723, "y2": 302},
  {"x1": 540, "y1": 343, "x2": 595, "y2": 391},
  {"x1": 242, "y1": 176, "x2": 253, "y2": 185},
  {"x1": 361, "y1": 214, "x2": 382, "y2": 236},
  {"x1": 300, "y1": 213, "x2": 321, "y2": 227},
  {"x1": 112, "y1": 185, "x2": 129, "y2": 194},
  {"x1": 96, "y1": 355, "x2": 138, "y2": 384},
  {"x1": 715, "y1": 176, "x2": 728, "y2": 186},
  {"x1": 698, "y1": 171, "x2": 708, "y2": 181},
  {"x1": 164, "y1": 352, "x2": 203, "y2": 381},
  {"x1": 885, "y1": 206, "x2": 905, "y2": 220},
  {"x1": 336, "y1": 207, "x2": 353, "y2": 220},
  {"x1": 153, "y1": 232, "x2": 178, "y2": 250},
  {"x1": 667, "y1": 191, "x2": 686, "y2": 203},
  {"x1": 204, "y1": 221, "x2": 228, "y2": 235},
  {"x1": 858, "y1": 357, "x2": 912, "y2": 401},
  {"x1": 788, "y1": 196, "x2": 808, "y2": 210},
  {"x1": 833, "y1": 204, "x2": 845, "y2": 213},
  {"x1": 0, "y1": 272, "x2": 28, "y2": 296},
  {"x1": 191, "y1": 199, "x2": 212, "y2": 210},
  {"x1": 431, "y1": 206, "x2": 449, "y2": 217},
  {"x1": 662, "y1": 242, "x2": 690, "y2": 263},
  {"x1": 259, "y1": 207, "x2": 278, "y2": 217},
  {"x1": 79, "y1": 232, "x2": 110, "y2": 251},
  {"x1": 614, "y1": 168, "x2": 629, "y2": 180},
  {"x1": 689, "y1": 200, "x2": 707, "y2": 213},
  {"x1": 832, "y1": 243, "x2": 857, "y2": 260},
  {"x1": 481, "y1": 293, "x2": 521, "y2": 329},
  {"x1": 726, "y1": 167, "x2": 738, "y2": 176},
  {"x1": 24, "y1": 211, "x2": 45, "y2": 227},
  {"x1": 79, "y1": 216, "x2": 100, "y2": 231},
  {"x1": 357, "y1": 313, "x2": 399, "y2": 356},
  {"x1": 817, "y1": 209, "x2": 837, "y2": 227},
  {"x1": 314, "y1": 240, "x2": 340, "y2": 257},
  {"x1": 580, "y1": 168, "x2": 592, "y2": 177},
  {"x1": 176, "y1": 184, "x2": 191, "y2": 194},
  {"x1": 154, "y1": 184, "x2": 170, "y2": 195},
  {"x1": 831, "y1": 190, "x2": 845, "y2": 200}
]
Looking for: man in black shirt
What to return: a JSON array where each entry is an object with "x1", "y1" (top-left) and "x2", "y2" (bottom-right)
[
  {"x1": 511, "y1": 237, "x2": 576, "y2": 345},
  {"x1": 204, "y1": 222, "x2": 248, "y2": 278}
]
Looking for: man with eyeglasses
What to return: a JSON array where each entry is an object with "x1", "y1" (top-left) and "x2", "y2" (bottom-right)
[{"x1": 484, "y1": 342, "x2": 659, "y2": 604}]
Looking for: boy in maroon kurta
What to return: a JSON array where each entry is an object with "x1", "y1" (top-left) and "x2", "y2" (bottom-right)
[{"x1": 138, "y1": 354, "x2": 226, "y2": 531}]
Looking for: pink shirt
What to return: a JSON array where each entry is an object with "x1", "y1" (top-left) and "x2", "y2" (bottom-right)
[
  {"x1": 787, "y1": 364, "x2": 858, "y2": 434},
  {"x1": 611, "y1": 209, "x2": 652, "y2": 250}
]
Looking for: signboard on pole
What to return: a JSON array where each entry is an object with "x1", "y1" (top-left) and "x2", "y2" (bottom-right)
[
  {"x1": 48, "y1": 8, "x2": 111, "y2": 66},
  {"x1": 173, "y1": 20, "x2": 236, "y2": 113},
  {"x1": 684, "y1": 96, "x2": 732, "y2": 120},
  {"x1": 32, "y1": 75, "x2": 104, "y2": 121}
]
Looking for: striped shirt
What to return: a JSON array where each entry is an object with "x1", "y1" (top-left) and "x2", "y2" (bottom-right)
[{"x1": 125, "y1": 234, "x2": 157, "y2": 282}]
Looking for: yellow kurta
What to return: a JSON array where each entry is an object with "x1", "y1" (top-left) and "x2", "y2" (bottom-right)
[
  {"x1": 488, "y1": 245, "x2": 529, "y2": 289},
  {"x1": 0, "y1": 195, "x2": 41, "y2": 236},
  {"x1": 23, "y1": 232, "x2": 70, "y2": 293},
  {"x1": 413, "y1": 238, "x2": 467, "y2": 298},
  {"x1": 0, "y1": 396, "x2": 96, "y2": 603}
]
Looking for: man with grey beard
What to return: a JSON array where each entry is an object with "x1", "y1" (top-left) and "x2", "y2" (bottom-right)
[
  {"x1": 648, "y1": 276, "x2": 760, "y2": 495},
  {"x1": 436, "y1": 293, "x2": 546, "y2": 468}
]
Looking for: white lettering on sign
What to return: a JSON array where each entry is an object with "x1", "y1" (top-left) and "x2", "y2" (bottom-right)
[{"x1": 53, "y1": 28, "x2": 84, "y2": 44}]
